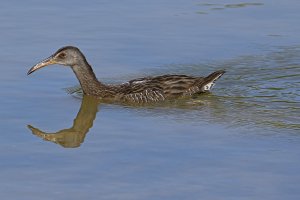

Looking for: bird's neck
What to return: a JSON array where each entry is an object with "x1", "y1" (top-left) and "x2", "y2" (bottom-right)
[{"x1": 71, "y1": 60, "x2": 107, "y2": 97}]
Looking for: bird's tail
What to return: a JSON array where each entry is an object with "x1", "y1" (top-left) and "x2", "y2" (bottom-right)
[{"x1": 202, "y1": 70, "x2": 226, "y2": 91}]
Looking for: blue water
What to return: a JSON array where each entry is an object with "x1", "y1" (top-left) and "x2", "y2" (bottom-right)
[{"x1": 0, "y1": 0, "x2": 299, "y2": 199}]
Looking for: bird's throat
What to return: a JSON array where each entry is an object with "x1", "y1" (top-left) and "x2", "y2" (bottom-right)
[{"x1": 72, "y1": 63, "x2": 107, "y2": 96}]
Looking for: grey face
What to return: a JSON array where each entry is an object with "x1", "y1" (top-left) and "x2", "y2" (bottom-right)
[
  {"x1": 27, "y1": 46, "x2": 82, "y2": 75},
  {"x1": 53, "y1": 47, "x2": 82, "y2": 66}
]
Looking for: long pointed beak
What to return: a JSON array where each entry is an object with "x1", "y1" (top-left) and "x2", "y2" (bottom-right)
[{"x1": 27, "y1": 56, "x2": 56, "y2": 75}]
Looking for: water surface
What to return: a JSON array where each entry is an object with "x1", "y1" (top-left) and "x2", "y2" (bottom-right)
[{"x1": 0, "y1": 0, "x2": 299, "y2": 199}]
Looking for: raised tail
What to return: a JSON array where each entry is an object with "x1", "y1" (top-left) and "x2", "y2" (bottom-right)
[{"x1": 201, "y1": 70, "x2": 226, "y2": 91}]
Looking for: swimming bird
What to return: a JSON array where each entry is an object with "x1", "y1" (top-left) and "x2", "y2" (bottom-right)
[{"x1": 27, "y1": 46, "x2": 225, "y2": 104}]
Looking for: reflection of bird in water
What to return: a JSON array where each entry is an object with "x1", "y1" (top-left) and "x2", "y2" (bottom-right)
[
  {"x1": 28, "y1": 46, "x2": 225, "y2": 104},
  {"x1": 27, "y1": 96, "x2": 99, "y2": 148}
]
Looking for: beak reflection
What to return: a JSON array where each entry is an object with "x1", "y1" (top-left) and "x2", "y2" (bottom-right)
[{"x1": 27, "y1": 96, "x2": 99, "y2": 148}]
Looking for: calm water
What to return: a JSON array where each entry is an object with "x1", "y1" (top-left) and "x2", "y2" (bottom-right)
[{"x1": 0, "y1": 0, "x2": 300, "y2": 199}]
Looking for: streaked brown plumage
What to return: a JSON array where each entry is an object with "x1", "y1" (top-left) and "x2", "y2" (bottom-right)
[{"x1": 27, "y1": 46, "x2": 225, "y2": 104}]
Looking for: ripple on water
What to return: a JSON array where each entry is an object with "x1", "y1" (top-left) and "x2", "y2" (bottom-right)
[{"x1": 212, "y1": 46, "x2": 300, "y2": 131}]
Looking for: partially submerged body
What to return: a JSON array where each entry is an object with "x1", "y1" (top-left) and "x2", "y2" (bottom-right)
[{"x1": 28, "y1": 46, "x2": 225, "y2": 104}]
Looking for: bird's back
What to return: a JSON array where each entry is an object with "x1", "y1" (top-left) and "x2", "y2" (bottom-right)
[{"x1": 112, "y1": 70, "x2": 225, "y2": 103}]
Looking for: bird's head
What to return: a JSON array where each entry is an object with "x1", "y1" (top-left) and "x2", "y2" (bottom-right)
[{"x1": 27, "y1": 46, "x2": 85, "y2": 75}]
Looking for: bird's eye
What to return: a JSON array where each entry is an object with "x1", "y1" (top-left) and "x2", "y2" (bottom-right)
[{"x1": 58, "y1": 52, "x2": 66, "y2": 59}]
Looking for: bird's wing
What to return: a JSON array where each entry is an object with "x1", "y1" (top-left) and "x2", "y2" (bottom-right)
[{"x1": 118, "y1": 78, "x2": 165, "y2": 103}]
